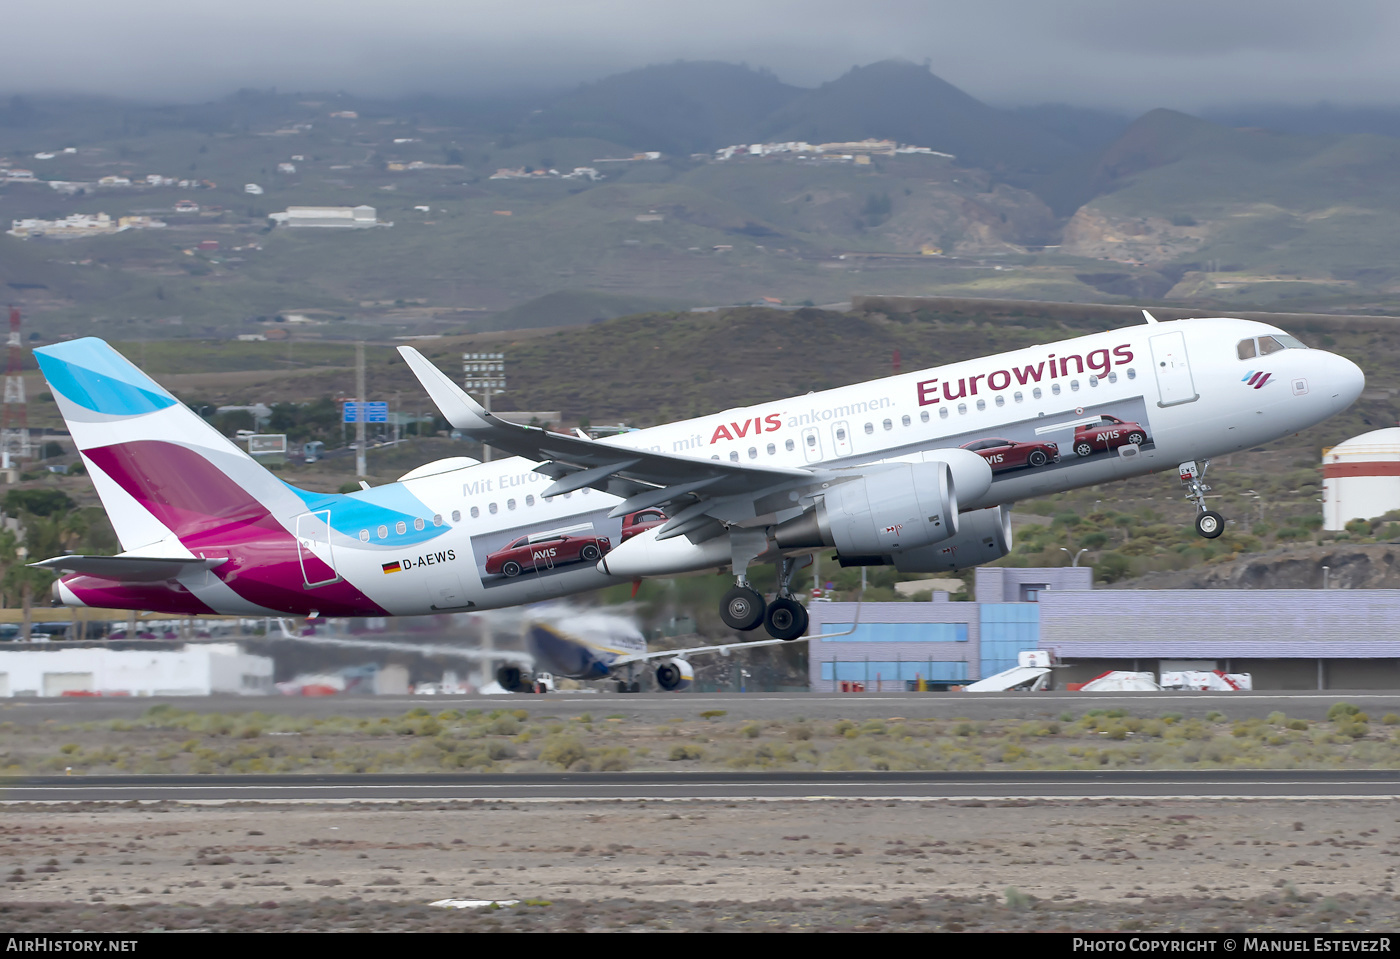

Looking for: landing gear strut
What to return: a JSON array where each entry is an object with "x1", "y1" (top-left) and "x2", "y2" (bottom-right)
[
  {"x1": 719, "y1": 532, "x2": 811, "y2": 639},
  {"x1": 764, "y1": 555, "x2": 809, "y2": 640},
  {"x1": 1180, "y1": 460, "x2": 1225, "y2": 539},
  {"x1": 613, "y1": 664, "x2": 642, "y2": 694}
]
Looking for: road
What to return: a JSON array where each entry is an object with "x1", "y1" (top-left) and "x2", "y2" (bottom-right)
[
  {"x1": 4, "y1": 769, "x2": 1397, "y2": 803},
  {"x1": 5, "y1": 690, "x2": 1400, "y2": 722}
]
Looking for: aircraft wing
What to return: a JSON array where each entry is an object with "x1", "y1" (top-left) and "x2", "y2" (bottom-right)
[
  {"x1": 30, "y1": 555, "x2": 223, "y2": 583},
  {"x1": 609, "y1": 610, "x2": 863, "y2": 666},
  {"x1": 399, "y1": 347, "x2": 824, "y2": 537}
]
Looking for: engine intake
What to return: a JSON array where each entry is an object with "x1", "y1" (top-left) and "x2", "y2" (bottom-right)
[
  {"x1": 655, "y1": 658, "x2": 693, "y2": 692},
  {"x1": 495, "y1": 664, "x2": 532, "y2": 693}
]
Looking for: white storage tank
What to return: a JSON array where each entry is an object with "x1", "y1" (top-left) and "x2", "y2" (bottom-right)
[{"x1": 1322, "y1": 427, "x2": 1400, "y2": 530}]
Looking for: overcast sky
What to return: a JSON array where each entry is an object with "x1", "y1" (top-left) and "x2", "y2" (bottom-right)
[{"x1": 6, "y1": 0, "x2": 1400, "y2": 112}]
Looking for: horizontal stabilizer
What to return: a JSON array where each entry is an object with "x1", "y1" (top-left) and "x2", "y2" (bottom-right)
[{"x1": 30, "y1": 555, "x2": 223, "y2": 583}]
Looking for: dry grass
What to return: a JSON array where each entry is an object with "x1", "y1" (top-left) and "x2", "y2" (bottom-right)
[{"x1": 3, "y1": 702, "x2": 1400, "y2": 775}]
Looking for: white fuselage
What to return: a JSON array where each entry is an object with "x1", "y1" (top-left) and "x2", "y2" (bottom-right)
[{"x1": 66, "y1": 317, "x2": 1364, "y2": 617}]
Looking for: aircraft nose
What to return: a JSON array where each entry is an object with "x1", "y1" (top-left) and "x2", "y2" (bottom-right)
[{"x1": 1329, "y1": 352, "x2": 1365, "y2": 408}]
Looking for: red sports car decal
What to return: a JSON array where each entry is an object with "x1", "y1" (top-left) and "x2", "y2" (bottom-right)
[
  {"x1": 1072, "y1": 415, "x2": 1147, "y2": 457},
  {"x1": 960, "y1": 437, "x2": 1060, "y2": 473},
  {"x1": 484, "y1": 532, "x2": 611, "y2": 577},
  {"x1": 620, "y1": 509, "x2": 667, "y2": 543}
]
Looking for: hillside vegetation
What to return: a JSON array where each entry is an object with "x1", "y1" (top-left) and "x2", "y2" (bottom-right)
[{"x1": 12, "y1": 60, "x2": 1400, "y2": 337}]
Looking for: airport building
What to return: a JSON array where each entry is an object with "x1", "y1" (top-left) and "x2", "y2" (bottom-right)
[
  {"x1": 807, "y1": 567, "x2": 1400, "y2": 691},
  {"x1": 0, "y1": 642, "x2": 273, "y2": 697},
  {"x1": 269, "y1": 205, "x2": 382, "y2": 229}
]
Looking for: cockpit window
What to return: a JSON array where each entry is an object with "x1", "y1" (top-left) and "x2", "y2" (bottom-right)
[
  {"x1": 1274, "y1": 334, "x2": 1308, "y2": 349},
  {"x1": 1258, "y1": 335, "x2": 1286, "y2": 355},
  {"x1": 1237, "y1": 339, "x2": 1257, "y2": 360}
]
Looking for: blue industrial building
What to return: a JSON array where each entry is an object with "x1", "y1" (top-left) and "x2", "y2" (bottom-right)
[{"x1": 805, "y1": 567, "x2": 1400, "y2": 691}]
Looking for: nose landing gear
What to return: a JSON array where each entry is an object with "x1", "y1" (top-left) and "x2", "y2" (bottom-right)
[{"x1": 1181, "y1": 460, "x2": 1225, "y2": 539}]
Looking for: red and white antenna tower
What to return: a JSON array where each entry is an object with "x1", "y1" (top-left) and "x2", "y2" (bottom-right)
[{"x1": 1, "y1": 306, "x2": 30, "y2": 464}]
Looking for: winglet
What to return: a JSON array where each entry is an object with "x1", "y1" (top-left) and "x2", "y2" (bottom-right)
[
  {"x1": 1142, "y1": 309, "x2": 1159, "y2": 325},
  {"x1": 397, "y1": 347, "x2": 493, "y2": 431}
]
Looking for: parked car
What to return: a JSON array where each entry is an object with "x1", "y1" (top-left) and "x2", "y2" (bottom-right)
[
  {"x1": 960, "y1": 437, "x2": 1060, "y2": 472},
  {"x1": 484, "y1": 531, "x2": 611, "y2": 577},
  {"x1": 1072, "y1": 415, "x2": 1147, "y2": 457},
  {"x1": 619, "y1": 509, "x2": 668, "y2": 542}
]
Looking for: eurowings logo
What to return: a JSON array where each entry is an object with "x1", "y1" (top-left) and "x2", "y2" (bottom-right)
[{"x1": 1242, "y1": 371, "x2": 1272, "y2": 390}]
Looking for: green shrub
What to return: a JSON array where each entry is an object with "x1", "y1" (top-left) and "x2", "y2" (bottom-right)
[
  {"x1": 538, "y1": 734, "x2": 587, "y2": 769},
  {"x1": 1328, "y1": 702, "x2": 1362, "y2": 721}
]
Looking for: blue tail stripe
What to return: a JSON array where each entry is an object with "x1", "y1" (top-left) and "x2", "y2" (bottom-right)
[{"x1": 34, "y1": 338, "x2": 177, "y2": 416}]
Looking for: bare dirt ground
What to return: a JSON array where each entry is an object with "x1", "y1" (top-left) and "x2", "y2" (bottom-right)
[{"x1": 2, "y1": 798, "x2": 1398, "y2": 932}]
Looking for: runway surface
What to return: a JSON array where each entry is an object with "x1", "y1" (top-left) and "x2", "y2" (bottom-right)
[
  {"x1": 6, "y1": 690, "x2": 1400, "y2": 723},
  {"x1": 5, "y1": 770, "x2": 1398, "y2": 803}
]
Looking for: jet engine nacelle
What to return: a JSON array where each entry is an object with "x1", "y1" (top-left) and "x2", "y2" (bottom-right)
[
  {"x1": 775, "y1": 453, "x2": 990, "y2": 559},
  {"x1": 655, "y1": 658, "x2": 694, "y2": 692},
  {"x1": 495, "y1": 664, "x2": 532, "y2": 693},
  {"x1": 891, "y1": 505, "x2": 1012, "y2": 573}
]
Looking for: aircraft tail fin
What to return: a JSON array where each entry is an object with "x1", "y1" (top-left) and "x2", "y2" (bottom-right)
[{"x1": 33, "y1": 338, "x2": 302, "y2": 552}]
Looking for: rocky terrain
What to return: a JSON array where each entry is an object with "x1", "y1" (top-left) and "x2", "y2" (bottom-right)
[{"x1": 1112, "y1": 544, "x2": 1400, "y2": 591}]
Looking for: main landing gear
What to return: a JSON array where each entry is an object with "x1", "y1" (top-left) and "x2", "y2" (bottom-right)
[
  {"x1": 1180, "y1": 460, "x2": 1225, "y2": 539},
  {"x1": 719, "y1": 555, "x2": 809, "y2": 640}
]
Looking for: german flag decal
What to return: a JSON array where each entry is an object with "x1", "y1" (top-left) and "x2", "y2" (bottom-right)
[{"x1": 381, "y1": 561, "x2": 402, "y2": 574}]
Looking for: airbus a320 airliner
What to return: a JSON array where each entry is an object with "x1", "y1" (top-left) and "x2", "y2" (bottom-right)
[{"x1": 31, "y1": 312, "x2": 1363, "y2": 691}]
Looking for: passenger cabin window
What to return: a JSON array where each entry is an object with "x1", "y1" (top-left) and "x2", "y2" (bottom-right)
[
  {"x1": 395, "y1": 521, "x2": 407, "y2": 534},
  {"x1": 1070, "y1": 380, "x2": 1079, "y2": 391},
  {"x1": 377, "y1": 524, "x2": 388, "y2": 539},
  {"x1": 1051, "y1": 383, "x2": 1062, "y2": 395},
  {"x1": 1014, "y1": 391, "x2": 1023, "y2": 403},
  {"x1": 976, "y1": 399, "x2": 986, "y2": 411},
  {"x1": 835, "y1": 427, "x2": 846, "y2": 441},
  {"x1": 414, "y1": 518, "x2": 425, "y2": 531},
  {"x1": 507, "y1": 498, "x2": 516, "y2": 510},
  {"x1": 882, "y1": 418, "x2": 892, "y2": 431},
  {"x1": 1238, "y1": 338, "x2": 1257, "y2": 360},
  {"x1": 1107, "y1": 371, "x2": 1118, "y2": 384},
  {"x1": 488, "y1": 502, "x2": 498, "y2": 514},
  {"x1": 785, "y1": 439, "x2": 795, "y2": 451},
  {"x1": 1127, "y1": 368, "x2": 1137, "y2": 379},
  {"x1": 920, "y1": 410, "x2": 930, "y2": 423},
  {"x1": 525, "y1": 495, "x2": 534, "y2": 507},
  {"x1": 864, "y1": 422, "x2": 874, "y2": 434},
  {"x1": 766, "y1": 442, "x2": 776, "y2": 455},
  {"x1": 730, "y1": 451, "x2": 739, "y2": 462},
  {"x1": 359, "y1": 529, "x2": 370, "y2": 542},
  {"x1": 433, "y1": 514, "x2": 443, "y2": 526},
  {"x1": 901, "y1": 414, "x2": 911, "y2": 427},
  {"x1": 995, "y1": 395, "x2": 1005, "y2": 406},
  {"x1": 1032, "y1": 387, "x2": 1043, "y2": 399},
  {"x1": 748, "y1": 447, "x2": 757, "y2": 459},
  {"x1": 806, "y1": 434, "x2": 817, "y2": 449},
  {"x1": 957, "y1": 403, "x2": 967, "y2": 415},
  {"x1": 1088, "y1": 375, "x2": 1098, "y2": 387},
  {"x1": 938, "y1": 408, "x2": 948, "y2": 419}
]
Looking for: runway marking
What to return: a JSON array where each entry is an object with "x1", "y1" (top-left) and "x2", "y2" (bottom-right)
[
  {"x1": 3, "y1": 778, "x2": 1397, "y2": 791},
  {"x1": 1, "y1": 794, "x2": 1396, "y2": 806}
]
